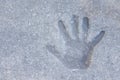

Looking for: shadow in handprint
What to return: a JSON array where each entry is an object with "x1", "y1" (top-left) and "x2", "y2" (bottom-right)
[{"x1": 46, "y1": 15, "x2": 105, "y2": 69}]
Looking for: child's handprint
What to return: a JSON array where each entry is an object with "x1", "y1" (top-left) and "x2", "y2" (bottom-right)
[{"x1": 46, "y1": 15, "x2": 105, "y2": 69}]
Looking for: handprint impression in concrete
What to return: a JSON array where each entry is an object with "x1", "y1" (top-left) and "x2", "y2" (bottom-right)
[{"x1": 46, "y1": 15, "x2": 105, "y2": 69}]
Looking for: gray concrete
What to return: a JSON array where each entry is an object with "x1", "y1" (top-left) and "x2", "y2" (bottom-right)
[{"x1": 0, "y1": 0, "x2": 120, "y2": 80}]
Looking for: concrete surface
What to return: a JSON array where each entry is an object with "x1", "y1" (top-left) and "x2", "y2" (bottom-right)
[{"x1": 0, "y1": 0, "x2": 120, "y2": 80}]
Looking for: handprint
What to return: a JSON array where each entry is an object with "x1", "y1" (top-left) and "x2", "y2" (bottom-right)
[{"x1": 46, "y1": 15, "x2": 105, "y2": 69}]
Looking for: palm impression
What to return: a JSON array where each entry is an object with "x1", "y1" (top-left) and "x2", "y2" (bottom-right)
[{"x1": 46, "y1": 15, "x2": 105, "y2": 69}]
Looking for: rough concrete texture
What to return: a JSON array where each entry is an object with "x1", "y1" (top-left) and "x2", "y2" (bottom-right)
[{"x1": 0, "y1": 0, "x2": 120, "y2": 80}]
